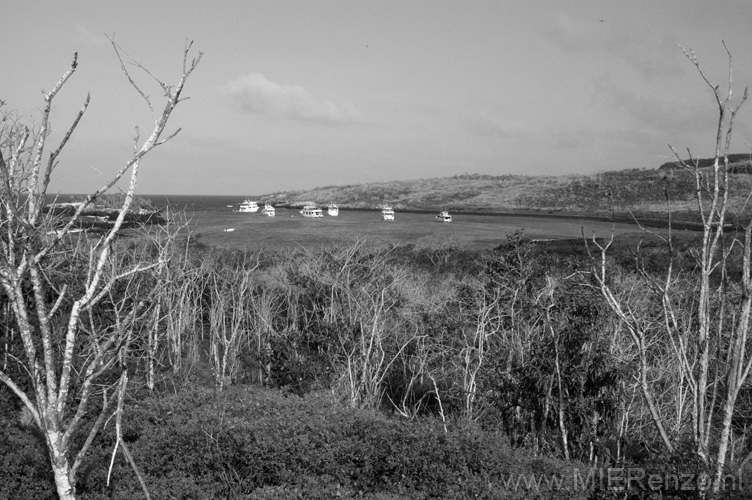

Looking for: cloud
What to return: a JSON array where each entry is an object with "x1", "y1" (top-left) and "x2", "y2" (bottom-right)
[
  {"x1": 544, "y1": 14, "x2": 684, "y2": 80},
  {"x1": 593, "y1": 76, "x2": 710, "y2": 137},
  {"x1": 464, "y1": 112, "x2": 527, "y2": 139},
  {"x1": 621, "y1": 37, "x2": 685, "y2": 80},
  {"x1": 226, "y1": 73, "x2": 361, "y2": 125},
  {"x1": 576, "y1": 75, "x2": 741, "y2": 169},
  {"x1": 550, "y1": 128, "x2": 585, "y2": 150}
]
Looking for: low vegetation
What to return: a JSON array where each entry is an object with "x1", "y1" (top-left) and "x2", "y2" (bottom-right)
[
  {"x1": 265, "y1": 163, "x2": 752, "y2": 225},
  {"x1": 3, "y1": 231, "x2": 751, "y2": 498},
  {"x1": 2, "y1": 381, "x2": 586, "y2": 499}
]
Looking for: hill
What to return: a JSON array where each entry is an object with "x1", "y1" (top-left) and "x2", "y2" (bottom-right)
[
  {"x1": 658, "y1": 153, "x2": 752, "y2": 171},
  {"x1": 262, "y1": 164, "x2": 752, "y2": 224}
]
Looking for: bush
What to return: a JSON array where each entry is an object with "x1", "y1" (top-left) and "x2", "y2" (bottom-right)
[
  {"x1": 74, "y1": 385, "x2": 589, "y2": 499},
  {"x1": 0, "y1": 417, "x2": 56, "y2": 499}
]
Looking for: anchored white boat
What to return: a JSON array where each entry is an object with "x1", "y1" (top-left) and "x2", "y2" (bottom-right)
[
  {"x1": 381, "y1": 206, "x2": 395, "y2": 221},
  {"x1": 300, "y1": 203, "x2": 324, "y2": 218},
  {"x1": 435, "y1": 210, "x2": 452, "y2": 222},
  {"x1": 235, "y1": 199, "x2": 259, "y2": 213},
  {"x1": 261, "y1": 203, "x2": 276, "y2": 216},
  {"x1": 328, "y1": 203, "x2": 339, "y2": 216}
]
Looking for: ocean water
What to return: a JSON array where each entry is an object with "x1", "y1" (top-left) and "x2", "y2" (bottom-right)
[
  {"x1": 143, "y1": 194, "x2": 246, "y2": 213},
  {"x1": 50, "y1": 194, "x2": 646, "y2": 251}
]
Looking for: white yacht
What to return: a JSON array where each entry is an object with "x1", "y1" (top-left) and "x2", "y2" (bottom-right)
[
  {"x1": 381, "y1": 206, "x2": 395, "y2": 221},
  {"x1": 235, "y1": 199, "x2": 259, "y2": 213},
  {"x1": 261, "y1": 203, "x2": 275, "y2": 216},
  {"x1": 435, "y1": 210, "x2": 452, "y2": 222},
  {"x1": 327, "y1": 203, "x2": 339, "y2": 216},
  {"x1": 300, "y1": 203, "x2": 324, "y2": 218}
]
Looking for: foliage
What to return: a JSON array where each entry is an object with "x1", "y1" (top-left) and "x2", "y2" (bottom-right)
[
  {"x1": 479, "y1": 232, "x2": 626, "y2": 463},
  {"x1": 0, "y1": 396, "x2": 56, "y2": 500},
  {"x1": 587, "y1": 43, "x2": 752, "y2": 496},
  {"x1": 71, "y1": 385, "x2": 588, "y2": 500},
  {"x1": 4, "y1": 225, "x2": 752, "y2": 498},
  {"x1": 5, "y1": 195, "x2": 752, "y2": 498},
  {"x1": 0, "y1": 41, "x2": 201, "y2": 500}
]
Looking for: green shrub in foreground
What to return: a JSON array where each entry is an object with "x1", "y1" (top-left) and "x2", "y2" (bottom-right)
[
  {"x1": 76, "y1": 385, "x2": 588, "y2": 499},
  {"x1": 0, "y1": 417, "x2": 56, "y2": 500}
]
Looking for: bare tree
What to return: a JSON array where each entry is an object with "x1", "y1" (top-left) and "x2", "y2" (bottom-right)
[
  {"x1": 459, "y1": 282, "x2": 501, "y2": 422},
  {"x1": 0, "y1": 40, "x2": 201, "y2": 499},
  {"x1": 590, "y1": 42, "x2": 750, "y2": 494},
  {"x1": 208, "y1": 258, "x2": 259, "y2": 391}
]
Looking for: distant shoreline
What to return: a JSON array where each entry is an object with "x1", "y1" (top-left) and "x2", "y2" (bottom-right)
[
  {"x1": 274, "y1": 203, "x2": 704, "y2": 232},
  {"x1": 51, "y1": 194, "x2": 711, "y2": 232}
]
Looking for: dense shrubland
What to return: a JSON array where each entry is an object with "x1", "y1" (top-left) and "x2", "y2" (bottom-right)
[{"x1": 3, "y1": 227, "x2": 751, "y2": 498}]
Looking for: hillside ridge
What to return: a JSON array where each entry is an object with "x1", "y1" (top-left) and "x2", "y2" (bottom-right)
[{"x1": 262, "y1": 156, "x2": 752, "y2": 223}]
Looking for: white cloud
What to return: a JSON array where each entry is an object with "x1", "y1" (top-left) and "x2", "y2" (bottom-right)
[{"x1": 226, "y1": 73, "x2": 361, "y2": 125}]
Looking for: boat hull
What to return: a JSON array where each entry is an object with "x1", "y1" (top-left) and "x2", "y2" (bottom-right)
[
  {"x1": 236, "y1": 199, "x2": 259, "y2": 212},
  {"x1": 300, "y1": 205, "x2": 324, "y2": 218},
  {"x1": 435, "y1": 211, "x2": 452, "y2": 222},
  {"x1": 261, "y1": 204, "x2": 275, "y2": 216}
]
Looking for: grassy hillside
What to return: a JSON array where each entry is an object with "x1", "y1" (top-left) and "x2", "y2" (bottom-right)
[
  {"x1": 658, "y1": 153, "x2": 752, "y2": 171},
  {"x1": 263, "y1": 163, "x2": 752, "y2": 224}
]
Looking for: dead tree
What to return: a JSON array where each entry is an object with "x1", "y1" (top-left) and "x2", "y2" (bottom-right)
[
  {"x1": 590, "y1": 42, "x2": 749, "y2": 494},
  {"x1": 0, "y1": 39, "x2": 201, "y2": 499}
]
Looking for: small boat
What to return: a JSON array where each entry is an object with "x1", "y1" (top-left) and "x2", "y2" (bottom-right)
[
  {"x1": 435, "y1": 210, "x2": 452, "y2": 222},
  {"x1": 328, "y1": 203, "x2": 339, "y2": 216},
  {"x1": 381, "y1": 206, "x2": 395, "y2": 221},
  {"x1": 235, "y1": 199, "x2": 259, "y2": 213},
  {"x1": 300, "y1": 202, "x2": 324, "y2": 218},
  {"x1": 223, "y1": 228, "x2": 235, "y2": 232},
  {"x1": 261, "y1": 203, "x2": 276, "y2": 216}
]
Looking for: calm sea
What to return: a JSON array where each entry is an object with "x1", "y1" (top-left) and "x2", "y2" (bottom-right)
[
  {"x1": 145, "y1": 195, "x2": 249, "y2": 214},
  {"x1": 49, "y1": 194, "x2": 648, "y2": 250}
]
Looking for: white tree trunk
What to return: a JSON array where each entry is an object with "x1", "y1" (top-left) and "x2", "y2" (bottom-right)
[
  {"x1": 0, "y1": 42, "x2": 201, "y2": 500},
  {"x1": 48, "y1": 430, "x2": 75, "y2": 500}
]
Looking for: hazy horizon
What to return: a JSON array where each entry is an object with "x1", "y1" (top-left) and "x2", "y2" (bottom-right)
[{"x1": 4, "y1": 1, "x2": 752, "y2": 197}]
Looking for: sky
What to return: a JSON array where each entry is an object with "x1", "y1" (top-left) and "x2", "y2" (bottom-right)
[{"x1": 2, "y1": 1, "x2": 752, "y2": 196}]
